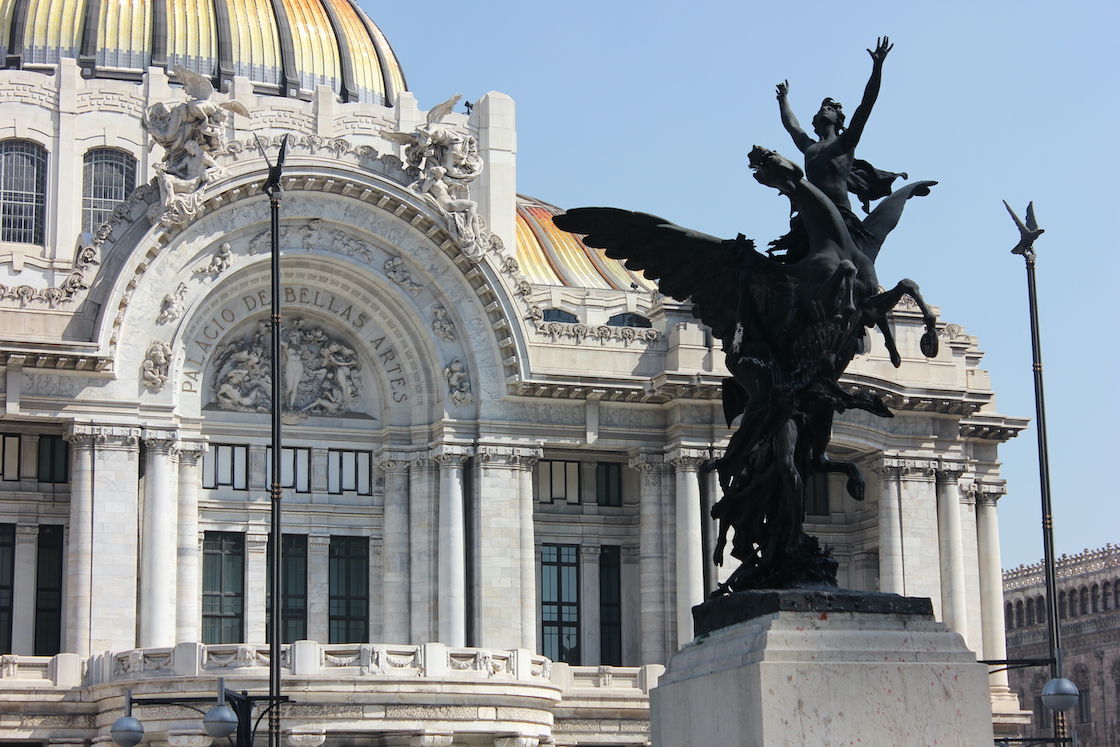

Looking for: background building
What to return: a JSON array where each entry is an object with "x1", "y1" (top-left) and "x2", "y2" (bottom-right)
[
  {"x1": 0, "y1": 0, "x2": 1028, "y2": 744},
  {"x1": 1004, "y1": 545, "x2": 1120, "y2": 747}
]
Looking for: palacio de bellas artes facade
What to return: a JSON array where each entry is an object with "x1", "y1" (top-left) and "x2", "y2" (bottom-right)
[{"x1": 0, "y1": 1, "x2": 1033, "y2": 745}]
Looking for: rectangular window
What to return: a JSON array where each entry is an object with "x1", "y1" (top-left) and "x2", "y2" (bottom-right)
[
  {"x1": 805, "y1": 472, "x2": 829, "y2": 516},
  {"x1": 1, "y1": 434, "x2": 20, "y2": 481},
  {"x1": 202, "y1": 445, "x2": 248, "y2": 490},
  {"x1": 34, "y1": 525, "x2": 63, "y2": 656},
  {"x1": 266, "y1": 534, "x2": 308, "y2": 643},
  {"x1": 37, "y1": 435, "x2": 68, "y2": 484},
  {"x1": 266, "y1": 447, "x2": 311, "y2": 493},
  {"x1": 599, "y1": 545, "x2": 622, "y2": 666},
  {"x1": 0, "y1": 524, "x2": 13, "y2": 653},
  {"x1": 537, "y1": 460, "x2": 580, "y2": 504},
  {"x1": 596, "y1": 463, "x2": 622, "y2": 507},
  {"x1": 1077, "y1": 687, "x2": 1091, "y2": 723},
  {"x1": 202, "y1": 532, "x2": 244, "y2": 644},
  {"x1": 327, "y1": 450, "x2": 372, "y2": 495},
  {"x1": 541, "y1": 544, "x2": 580, "y2": 664},
  {"x1": 328, "y1": 536, "x2": 368, "y2": 644}
]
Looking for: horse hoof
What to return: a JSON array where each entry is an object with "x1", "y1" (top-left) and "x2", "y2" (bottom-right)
[{"x1": 920, "y1": 330, "x2": 939, "y2": 357}]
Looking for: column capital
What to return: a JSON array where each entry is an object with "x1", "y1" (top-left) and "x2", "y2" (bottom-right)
[
  {"x1": 377, "y1": 452, "x2": 415, "y2": 473},
  {"x1": 580, "y1": 545, "x2": 601, "y2": 559},
  {"x1": 975, "y1": 482, "x2": 1006, "y2": 508},
  {"x1": 67, "y1": 423, "x2": 142, "y2": 450},
  {"x1": 880, "y1": 454, "x2": 937, "y2": 476},
  {"x1": 935, "y1": 460, "x2": 968, "y2": 482},
  {"x1": 142, "y1": 427, "x2": 179, "y2": 452},
  {"x1": 622, "y1": 546, "x2": 641, "y2": 563},
  {"x1": 176, "y1": 438, "x2": 209, "y2": 465},
  {"x1": 475, "y1": 444, "x2": 542, "y2": 468},
  {"x1": 15, "y1": 524, "x2": 38, "y2": 544},
  {"x1": 308, "y1": 534, "x2": 331, "y2": 549},
  {"x1": 628, "y1": 451, "x2": 665, "y2": 471},
  {"x1": 667, "y1": 446, "x2": 708, "y2": 471},
  {"x1": 247, "y1": 533, "x2": 268, "y2": 551},
  {"x1": 432, "y1": 443, "x2": 473, "y2": 466}
]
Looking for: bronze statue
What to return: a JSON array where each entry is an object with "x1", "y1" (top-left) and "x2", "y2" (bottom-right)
[{"x1": 553, "y1": 41, "x2": 939, "y2": 591}]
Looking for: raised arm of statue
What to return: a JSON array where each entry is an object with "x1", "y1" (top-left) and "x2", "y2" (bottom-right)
[
  {"x1": 776, "y1": 80, "x2": 814, "y2": 154},
  {"x1": 843, "y1": 37, "x2": 892, "y2": 147}
]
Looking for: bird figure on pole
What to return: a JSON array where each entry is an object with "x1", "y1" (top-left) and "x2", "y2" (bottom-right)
[
  {"x1": 1004, "y1": 200, "x2": 1044, "y2": 255},
  {"x1": 258, "y1": 134, "x2": 288, "y2": 195}
]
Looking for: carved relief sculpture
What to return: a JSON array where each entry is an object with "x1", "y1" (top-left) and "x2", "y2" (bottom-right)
[
  {"x1": 443, "y1": 358, "x2": 472, "y2": 406},
  {"x1": 157, "y1": 282, "x2": 188, "y2": 324},
  {"x1": 142, "y1": 340, "x2": 174, "y2": 392},
  {"x1": 384, "y1": 256, "x2": 423, "y2": 293},
  {"x1": 209, "y1": 318, "x2": 367, "y2": 420},
  {"x1": 196, "y1": 242, "x2": 233, "y2": 278},
  {"x1": 381, "y1": 95, "x2": 489, "y2": 258},
  {"x1": 431, "y1": 303, "x2": 456, "y2": 341},
  {"x1": 142, "y1": 66, "x2": 250, "y2": 227}
]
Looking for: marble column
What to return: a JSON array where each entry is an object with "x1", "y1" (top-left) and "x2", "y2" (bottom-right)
[
  {"x1": 307, "y1": 535, "x2": 330, "y2": 641},
  {"x1": 631, "y1": 453, "x2": 667, "y2": 664},
  {"x1": 380, "y1": 457, "x2": 411, "y2": 644},
  {"x1": 63, "y1": 430, "x2": 94, "y2": 656},
  {"x1": 876, "y1": 461, "x2": 905, "y2": 595},
  {"x1": 580, "y1": 545, "x2": 602, "y2": 665},
  {"x1": 517, "y1": 450, "x2": 540, "y2": 651},
  {"x1": 409, "y1": 457, "x2": 437, "y2": 644},
  {"x1": 936, "y1": 466, "x2": 968, "y2": 639},
  {"x1": 244, "y1": 533, "x2": 268, "y2": 642},
  {"x1": 11, "y1": 525, "x2": 37, "y2": 653},
  {"x1": 976, "y1": 487, "x2": 1011, "y2": 689},
  {"x1": 176, "y1": 440, "x2": 206, "y2": 643},
  {"x1": 671, "y1": 450, "x2": 706, "y2": 647},
  {"x1": 140, "y1": 430, "x2": 178, "y2": 648},
  {"x1": 436, "y1": 448, "x2": 468, "y2": 647}
]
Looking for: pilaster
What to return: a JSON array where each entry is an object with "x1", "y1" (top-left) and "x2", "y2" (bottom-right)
[
  {"x1": 630, "y1": 451, "x2": 668, "y2": 664},
  {"x1": 307, "y1": 534, "x2": 331, "y2": 641},
  {"x1": 176, "y1": 439, "x2": 207, "y2": 644},
  {"x1": 140, "y1": 428, "x2": 178, "y2": 648},
  {"x1": 434, "y1": 444, "x2": 471, "y2": 647},
  {"x1": 668, "y1": 447, "x2": 707, "y2": 647},
  {"x1": 11, "y1": 525, "x2": 38, "y2": 653},
  {"x1": 244, "y1": 532, "x2": 268, "y2": 643},
  {"x1": 379, "y1": 454, "x2": 411, "y2": 644},
  {"x1": 579, "y1": 544, "x2": 602, "y2": 664}
]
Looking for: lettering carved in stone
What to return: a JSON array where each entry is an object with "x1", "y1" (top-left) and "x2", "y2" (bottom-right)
[{"x1": 209, "y1": 318, "x2": 367, "y2": 420}]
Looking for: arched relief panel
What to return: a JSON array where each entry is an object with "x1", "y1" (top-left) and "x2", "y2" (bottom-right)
[
  {"x1": 103, "y1": 183, "x2": 514, "y2": 409},
  {"x1": 174, "y1": 259, "x2": 432, "y2": 427}
]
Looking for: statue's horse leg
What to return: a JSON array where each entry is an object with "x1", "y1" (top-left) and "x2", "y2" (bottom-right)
[
  {"x1": 865, "y1": 279, "x2": 939, "y2": 358},
  {"x1": 809, "y1": 258, "x2": 859, "y2": 323},
  {"x1": 816, "y1": 456, "x2": 867, "y2": 502}
]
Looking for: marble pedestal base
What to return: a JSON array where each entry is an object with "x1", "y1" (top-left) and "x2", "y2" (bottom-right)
[{"x1": 650, "y1": 592, "x2": 994, "y2": 747}]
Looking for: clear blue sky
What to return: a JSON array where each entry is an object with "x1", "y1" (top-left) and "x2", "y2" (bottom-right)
[{"x1": 360, "y1": 0, "x2": 1120, "y2": 570}]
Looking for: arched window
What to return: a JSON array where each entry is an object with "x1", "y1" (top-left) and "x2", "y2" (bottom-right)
[
  {"x1": 1037, "y1": 595, "x2": 1046, "y2": 623},
  {"x1": 1005, "y1": 602, "x2": 1014, "y2": 630},
  {"x1": 1058, "y1": 591, "x2": 1066, "y2": 618},
  {"x1": 1104, "y1": 582, "x2": 1112, "y2": 611},
  {"x1": 1026, "y1": 598, "x2": 1034, "y2": 626},
  {"x1": 542, "y1": 309, "x2": 579, "y2": 324},
  {"x1": 1070, "y1": 590, "x2": 1079, "y2": 617},
  {"x1": 1091, "y1": 584, "x2": 1100, "y2": 613},
  {"x1": 606, "y1": 312, "x2": 651, "y2": 328},
  {"x1": 1015, "y1": 600, "x2": 1024, "y2": 628},
  {"x1": 82, "y1": 148, "x2": 136, "y2": 234},
  {"x1": 0, "y1": 140, "x2": 47, "y2": 244},
  {"x1": 1080, "y1": 587, "x2": 1089, "y2": 616}
]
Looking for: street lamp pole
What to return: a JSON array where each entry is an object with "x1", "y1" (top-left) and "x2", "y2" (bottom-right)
[{"x1": 262, "y1": 134, "x2": 288, "y2": 747}]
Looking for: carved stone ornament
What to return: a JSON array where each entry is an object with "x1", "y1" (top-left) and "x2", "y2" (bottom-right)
[
  {"x1": 142, "y1": 65, "x2": 250, "y2": 227},
  {"x1": 196, "y1": 242, "x2": 233, "y2": 278},
  {"x1": 431, "y1": 303, "x2": 456, "y2": 342},
  {"x1": 208, "y1": 317, "x2": 368, "y2": 421},
  {"x1": 380, "y1": 94, "x2": 490, "y2": 259},
  {"x1": 443, "y1": 357, "x2": 473, "y2": 407},
  {"x1": 157, "y1": 282, "x2": 189, "y2": 324},
  {"x1": 248, "y1": 219, "x2": 374, "y2": 263},
  {"x1": 142, "y1": 340, "x2": 174, "y2": 392},
  {"x1": 384, "y1": 256, "x2": 423, "y2": 293}
]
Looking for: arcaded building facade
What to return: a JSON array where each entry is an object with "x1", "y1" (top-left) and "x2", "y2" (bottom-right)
[
  {"x1": 0, "y1": 0, "x2": 1029, "y2": 744},
  {"x1": 1005, "y1": 545, "x2": 1120, "y2": 747}
]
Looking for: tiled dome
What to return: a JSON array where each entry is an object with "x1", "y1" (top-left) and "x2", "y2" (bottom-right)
[{"x1": 0, "y1": 0, "x2": 406, "y2": 104}]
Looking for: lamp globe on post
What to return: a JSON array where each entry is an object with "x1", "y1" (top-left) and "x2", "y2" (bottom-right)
[
  {"x1": 110, "y1": 690, "x2": 145, "y2": 747},
  {"x1": 1041, "y1": 677, "x2": 1080, "y2": 713},
  {"x1": 203, "y1": 677, "x2": 240, "y2": 739}
]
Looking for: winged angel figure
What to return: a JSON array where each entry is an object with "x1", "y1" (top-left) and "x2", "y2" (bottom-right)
[
  {"x1": 143, "y1": 66, "x2": 250, "y2": 226},
  {"x1": 381, "y1": 94, "x2": 487, "y2": 256},
  {"x1": 555, "y1": 145, "x2": 941, "y2": 591}
]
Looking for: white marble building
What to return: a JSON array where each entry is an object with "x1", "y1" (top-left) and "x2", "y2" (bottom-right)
[{"x1": 0, "y1": 1, "x2": 1029, "y2": 744}]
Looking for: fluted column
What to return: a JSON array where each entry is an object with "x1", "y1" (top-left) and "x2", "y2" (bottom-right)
[
  {"x1": 936, "y1": 465, "x2": 968, "y2": 639},
  {"x1": 176, "y1": 440, "x2": 207, "y2": 643},
  {"x1": 976, "y1": 487, "x2": 1010, "y2": 689},
  {"x1": 379, "y1": 456, "x2": 411, "y2": 644},
  {"x1": 11, "y1": 525, "x2": 38, "y2": 653},
  {"x1": 670, "y1": 449, "x2": 706, "y2": 647},
  {"x1": 409, "y1": 457, "x2": 437, "y2": 644},
  {"x1": 630, "y1": 452, "x2": 667, "y2": 664},
  {"x1": 63, "y1": 429, "x2": 94, "y2": 656},
  {"x1": 435, "y1": 447, "x2": 469, "y2": 647},
  {"x1": 516, "y1": 449, "x2": 541, "y2": 651},
  {"x1": 580, "y1": 545, "x2": 602, "y2": 664},
  {"x1": 140, "y1": 429, "x2": 178, "y2": 648},
  {"x1": 876, "y1": 461, "x2": 905, "y2": 595}
]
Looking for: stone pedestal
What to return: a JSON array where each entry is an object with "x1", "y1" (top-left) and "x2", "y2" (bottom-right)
[{"x1": 651, "y1": 591, "x2": 994, "y2": 747}]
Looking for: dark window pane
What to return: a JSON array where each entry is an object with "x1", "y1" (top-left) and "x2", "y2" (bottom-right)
[
  {"x1": 202, "y1": 532, "x2": 244, "y2": 644},
  {"x1": 599, "y1": 546, "x2": 622, "y2": 665},
  {"x1": 328, "y1": 536, "x2": 368, "y2": 643},
  {"x1": 0, "y1": 141, "x2": 46, "y2": 244},
  {"x1": 541, "y1": 543, "x2": 580, "y2": 664},
  {"x1": 82, "y1": 148, "x2": 136, "y2": 234},
  {"x1": 34, "y1": 526, "x2": 64, "y2": 655},
  {"x1": 0, "y1": 525, "x2": 14, "y2": 653}
]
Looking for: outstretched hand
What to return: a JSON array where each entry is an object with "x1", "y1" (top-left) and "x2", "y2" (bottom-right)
[
  {"x1": 867, "y1": 36, "x2": 892, "y2": 65},
  {"x1": 776, "y1": 79, "x2": 789, "y2": 98}
]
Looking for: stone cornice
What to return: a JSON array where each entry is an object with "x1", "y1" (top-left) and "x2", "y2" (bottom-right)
[
  {"x1": 66, "y1": 423, "x2": 142, "y2": 449},
  {"x1": 475, "y1": 444, "x2": 543, "y2": 468}
]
